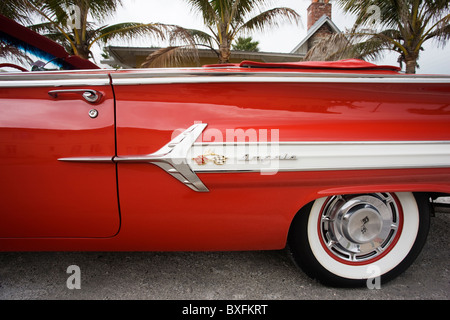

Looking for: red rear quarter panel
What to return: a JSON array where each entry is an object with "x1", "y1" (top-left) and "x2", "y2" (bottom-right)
[{"x1": 111, "y1": 74, "x2": 450, "y2": 251}]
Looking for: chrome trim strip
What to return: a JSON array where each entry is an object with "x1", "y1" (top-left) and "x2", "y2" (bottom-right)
[
  {"x1": 0, "y1": 73, "x2": 110, "y2": 87},
  {"x1": 58, "y1": 139, "x2": 450, "y2": 192},
  {"x1": 58, "y1": 156, "x2": 114, "y2": 162},
  {"x1": 58, "y1": 124, "x2": 210, "y2": 192},
  {"x1": 193, "y1": 140, "x2": 450, "y2": 146},
  {"x1": 191, "y1": 165, "x2": 450, "y2": 174},
  {"x1": 188, "y1": 140, "x2": 450, "y2": 174},
  {"x1": 110, "y1": 69, "x2": 450, "y2": 79},
  {"x1": 2, "y1": 70, "x2": 449, "y2": 87},
  {"x1": 114, "y1": 123, "x2": 209, "y2": 192},
  {"x1": 112, "y1": 76, "x2": 450, "y2": 85},
  {"x1": 110, "y1": 71, "x2": 450, "y2": 85}
]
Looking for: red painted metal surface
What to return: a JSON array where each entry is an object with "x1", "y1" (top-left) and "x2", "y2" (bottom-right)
[
  {"x1": 0, "y1": 84, "x2": 119, "y2": 238},
  {"x1": 206, "y1": 59, "x2": 402, "y2": 72},
  {"x1": 111, "y1": 79, "x2": 450, "y2": 251},
  {"x1": 0, "y1": 63, "x2": 449, "y2": 251}
]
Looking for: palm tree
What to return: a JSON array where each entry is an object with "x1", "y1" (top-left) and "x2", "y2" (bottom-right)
[
  {"x1": 336, "y1": 0, "x2": 450, "y2": 73},
  {"x1": 232, "y1": 36, "x2": 260, "y2": 52},
  {"x1": 142, "y1": 0, "x2": 300, "y2": 67},
  {"x1": 1, "y1": 0, "x2": 190, "y2": 61},
  {"x1": 0, "y1": 0, "x2": 35, "y2": 24}
]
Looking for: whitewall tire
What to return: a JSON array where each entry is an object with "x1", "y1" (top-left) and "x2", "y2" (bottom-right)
[{"x1": 288, "y1": 192, "x2": 430, "y2": 287}]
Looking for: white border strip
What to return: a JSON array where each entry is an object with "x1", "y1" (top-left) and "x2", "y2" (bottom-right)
[{"x1": 188, "y1": 141, "x2": 450, "y2": 173}]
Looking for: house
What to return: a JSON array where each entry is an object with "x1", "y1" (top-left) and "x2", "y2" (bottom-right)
[
  {"x1": 290, "y1": 0, "x2": 341, "y2": 56},
  {"x1": 102, "y1": 46, "x2": 304, "y2": 69},
  {"x1": 102, "y1": 0, "x2": 341, "y2": 68}
]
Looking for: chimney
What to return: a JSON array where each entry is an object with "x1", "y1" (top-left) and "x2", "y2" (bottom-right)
[{"x1": 307, "y1": 0, "x2": 332, "y2": 30}]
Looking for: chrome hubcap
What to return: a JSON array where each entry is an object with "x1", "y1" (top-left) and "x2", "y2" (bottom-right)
[{"x1": 319, "y1": 193, "x2": 402, "y2": 263}]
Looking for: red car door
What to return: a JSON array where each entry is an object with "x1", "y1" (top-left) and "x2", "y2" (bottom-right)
[{"x1": 0, "y1": 72, "x2": 119, "y2": 238}]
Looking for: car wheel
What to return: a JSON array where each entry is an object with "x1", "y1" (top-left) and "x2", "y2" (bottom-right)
[{"x1": 288, "y1": 192, "x2": 430, "y2": 287}]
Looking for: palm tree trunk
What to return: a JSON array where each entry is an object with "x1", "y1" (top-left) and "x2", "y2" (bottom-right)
[
  {"x1": 76, "y1": 43, "x2": 90, "y2": 60},
  {"x1": 219, "y1": 43, "x2": 231, "y2": 63},
  {"x1": 405, "y1": 55, "x2": 417, "y2": 74}
]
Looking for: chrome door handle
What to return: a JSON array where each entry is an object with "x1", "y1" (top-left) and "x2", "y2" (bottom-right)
[{"x1": 48, "y1": 89, "x2": 103, "y2": 103}]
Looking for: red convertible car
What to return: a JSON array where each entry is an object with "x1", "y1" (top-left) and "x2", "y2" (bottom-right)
[{"x1": 1, "y1": 16, "x2": 449, "y2": 287}]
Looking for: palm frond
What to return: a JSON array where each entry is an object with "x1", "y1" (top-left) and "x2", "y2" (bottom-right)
[
  {"x1": 237, "y1": 7, "x2": 300, "y2": 35},
  {"x1": 78, "y1": 0, "x2": 123, "y2": 22},
  {"x1": 184, "y1": 28, "x2": 215, "y2": 47},
  {"x1": 39, "y1": 0, "x2": 123, "y2": 23},
  {"x1": 336, "y1": 0, "x2": 450, "y2": 73},
  {"x1": 422, "y1": 0, "x2": 450, "y2": 21},
  {"x1": 0, "y1": 0, "x2": 36, "y2": 24},
  {"x1": 304, "y1": 33, "x2": 352, "y2": 61},
  {"x1": 337, "y1": 0, "x2": 401, "y2": 29},
  {"x1": 38, "y1": 0, "x2": 71, "y2": 25},
  {"x1": 346, "y1": 37, "x2": 392, "y2": 62},
  {"x1": 422, "y1": 13, "x2": 450, "y2": 43},
  {"x1": 185, "y1": 0, "x2": 219, "y2": 25},
  {"x1": 91, "y1": 22, "x2": 167, "y2": 46},
  {"x1": 141, "y1": 45, "x2": 200, "y2": 68},
  {"x1": 0, "y1": 43, "x2": 34, "y2": 65},
  {"x1": 26, "y1": 21, "x2": 59, "y2": 34},
  {"x1": 163, "y1": 26, "x2": 204, "y2": 48},
  {"x1": 232, "y1": 0, "x2": 274, "y2": 20}
]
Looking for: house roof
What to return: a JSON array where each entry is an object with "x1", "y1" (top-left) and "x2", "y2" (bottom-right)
[
  {"x1": 290, "y1": 14, "x2": 341, "y2": 54},
  {"x1": 101, "y1": 13, "x2": 342, "y2": 69},
  {"x1": 102, "y1": 46, "x2": 304, "y2": 69}
]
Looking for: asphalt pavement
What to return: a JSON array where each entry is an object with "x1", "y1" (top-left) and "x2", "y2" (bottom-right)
[{"x1": 0, "y1": 211, "x2": 448, "y2": 300}]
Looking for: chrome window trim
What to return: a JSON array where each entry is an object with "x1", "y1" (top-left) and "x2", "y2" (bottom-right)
[
  {"x1": 110, "y1": 76, "x2": 450, "y2": 85},
  {"x1": 2, "y1": 70, "x2": 450, "y2": 87},
  {"x1": 0, "y1": 73, "x2": 110, "y2": 87},
  {"x1": 109, "y1": 71, "x2": 450, "y2": 85}
]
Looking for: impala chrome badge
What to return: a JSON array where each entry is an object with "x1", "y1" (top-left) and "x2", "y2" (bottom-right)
[
  {"x1": 240, "y1": 154, "x2": 298, "y2": 162},
  {"x1": 193, "y1": 150, "x2": 228, "y2": 165}
]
